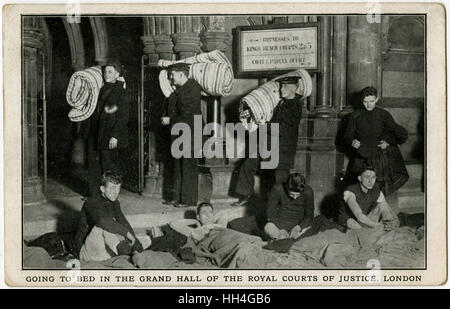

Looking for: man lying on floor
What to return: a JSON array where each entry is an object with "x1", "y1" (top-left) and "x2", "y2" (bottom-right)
[
  {"x1": 71, "y1": 171, "x2": 143, "y2": 262},
  {"x1": 337, "y1": 165, "x2": 400, "y2": 231},
  {"x1": 169, "y1": 202, "x2": 264, "y2": 268}
]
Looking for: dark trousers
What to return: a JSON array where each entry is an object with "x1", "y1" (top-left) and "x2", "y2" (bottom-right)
[
  {"x1": 173, "y1": 157, "x2": 199, "y2": 205},
  {"x1": 87, "y1": 138, "x2": 121, "y2": 197},
  {"x1": 100, "y1": 149, "x2": 120, "y2": 175},
  {"x1": 87, "y1": 139, "x2": 102, "y2": 197},
  {"x1": 234, "y1": 158, "x2": 290, "y2": 197}
]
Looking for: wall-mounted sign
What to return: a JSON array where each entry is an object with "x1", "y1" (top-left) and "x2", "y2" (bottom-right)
[{"x1": 233, "y1": 23, "x2": 320, "y2": 78}]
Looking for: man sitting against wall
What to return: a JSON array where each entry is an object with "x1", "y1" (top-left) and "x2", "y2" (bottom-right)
[{"x1": 337, "y1": 165, "x2": 400, "y2": 231}]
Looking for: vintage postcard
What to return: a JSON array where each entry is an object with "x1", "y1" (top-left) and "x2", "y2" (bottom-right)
[{"x1": 2, "y1": 2, "x2": 447, "y2": 287}]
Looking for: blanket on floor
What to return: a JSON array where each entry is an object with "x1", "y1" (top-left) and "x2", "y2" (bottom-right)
[{"x1": 23, "y1": 226, "x2": 424, "y2": 269}]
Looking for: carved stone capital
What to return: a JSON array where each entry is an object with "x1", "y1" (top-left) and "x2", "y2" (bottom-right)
[
  {"x1": 201, "y1": 31, "x2": 231, "y2": 52},
  {"x1": 171, "y1": 32, "x2": 201, "y2": 55},
  {"x1": 23, "y1": 29, "x2": 44, "y2": 51}
]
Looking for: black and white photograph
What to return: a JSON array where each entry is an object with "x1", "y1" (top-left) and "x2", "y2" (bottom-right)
[{"x1": 2, "y1": 2, "x2": 447, "y2": 286}]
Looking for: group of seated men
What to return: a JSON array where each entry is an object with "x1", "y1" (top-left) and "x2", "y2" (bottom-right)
[{"x1": 71, "y1": 163, "x2": 400, "y2": 263}]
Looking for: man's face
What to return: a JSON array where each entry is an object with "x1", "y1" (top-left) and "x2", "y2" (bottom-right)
[
  {"x1": 197, "y1": 206, "x2": 215, "y2": 226},
  {"x1": 100, "y1": 182, "x2": 121, "y2": 202},
  {"x1": 358, "y1": 170, "x2": 377, "y2": 190},
  {"x1": 362, "y1": 95, "x2": 378, "y2": 111},
  {"x1": 169, "y1": 70, "x2": 184, "y2": 87},
  {"x1": 280, "y1": 83, "x2": 297, "y2": 99},
  {"x1": 104, "y1": 66, "x2": 120, "y2": 83}
]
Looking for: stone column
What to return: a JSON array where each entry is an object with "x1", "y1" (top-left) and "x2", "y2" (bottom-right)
[
  {"x1": 333, "y1": 16, "x2": 348, "y2": 114},
  {"x1": 89, "y1": 17, "x2": 109, "y2": 65},
  {"x1": 62, "y1": 19, "x2": 87, "y2": 169},
  {"x1": 154, "y1": 17, "x2": 175, "y2": 61},
  {"x1": 172, "y1": 16, "x2": 201, "y2": 59},
  {"x1": 139, "y1": 17, "x2": 171, "y2": 198},
  {"x1": 306, "y1": 16, "x2": 342, "y2": 214},
  {"x1": 197, "y1": 16, "x2": 234, "y2": 202},
  {"x1": 23, "y1": 27, "x2": 45, "y2": 205},
  {"x1": 312, "y1": 16, "x2": 335, "y2": 118},
  {"x1": 141, "y1": 17, "x2": 159, "y2": 65},
  {"x1": 347, "y1": 15, "x2": 382, "y2": 109}
]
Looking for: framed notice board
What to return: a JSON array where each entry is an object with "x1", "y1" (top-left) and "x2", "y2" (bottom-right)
[{"x1": 233, "y1": 22, "x2": 321, "y2": 78}]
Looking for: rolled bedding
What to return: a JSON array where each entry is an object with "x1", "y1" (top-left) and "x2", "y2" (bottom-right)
[
  {"x1": 158, "y1": 50, "x2": 234, "y2": 97},
  {"x1": 66, "y1": 66, "x2": 126, "y2": 122},
  {"x1": 239, "y1": 69, "x2": 313, "y2": 131}
]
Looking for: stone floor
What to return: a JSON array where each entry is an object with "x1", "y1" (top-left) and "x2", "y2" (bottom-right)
[
  {"x1": 24, "y1": 164, "x2": 425, "y2": 240},
  {"x1": 23, "y1": 176, "x2": 249, "y2": 239}
]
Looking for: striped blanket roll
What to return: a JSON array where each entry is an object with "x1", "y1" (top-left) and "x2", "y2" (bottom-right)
[
  {"x1": 239, "y1": 69, "x2": 313, "y2": 132},
  {"x1": 66, "y1": 66, "x2": 127, "y2": 122},
  {"x1": 66, "y1": 66, "x2": 103, "y2": 122},
  {"x1": 158, "y1": 50, "x2": 234, "y2": 97}
]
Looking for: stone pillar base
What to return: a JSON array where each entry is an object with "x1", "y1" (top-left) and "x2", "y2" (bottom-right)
[
  {"x1": 141, "y1": 175, "x2": 163, "y2": 198},
  {"x1": 199, "y1": 165, "x2": 235, "y2": 203},
  {"x1": 294, "y1": 149, "x2": 345, "y2": 215},
  {"x1": 23, "y1": 176, "x2": 46, "y2": 205}
]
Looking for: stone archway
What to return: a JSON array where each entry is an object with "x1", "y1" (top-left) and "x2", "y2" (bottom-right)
[
  {"x1": 61, "y1": 19, "x2": 86, "y2": 71},
  {"x1": 89, "y1": 17, "x2": 109, "y2": 65}
]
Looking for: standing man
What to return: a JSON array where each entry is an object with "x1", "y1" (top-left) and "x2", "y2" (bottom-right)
[
  {"x1": 162, "y1": 63, "x2": 202, "y2": 208},
  {"x1": 232, "y1": 76, "x2": 304, "y2": 206},
  {"x1": 84, "y1": 62, "x2": 129, "y2": 197}
]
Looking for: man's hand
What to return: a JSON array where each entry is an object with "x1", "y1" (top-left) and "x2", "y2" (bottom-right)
[
  {"x1": 126, "y1": 232, "x2": 136, "y2": 245},
  {"x1": 383, "y1": 219, "x2": 400, "y2": 231},
  {"x1": 352, "y1": 139, "x2": 361, "y2": 149},
  {"x1": 161, "y1": 116, "x2": 170, "y2": 125},
  {"x1": 279, "y1": 229, "x2": 289, "y2": 239},
  {"x1": 377, "y1": 140, "x2": 389, "y2": 150},
  {"x1": 109, "y1": 137, "x2": 118, "y2": 149},
  {"x1": 289, "y1": 225, "x2": 302, "y2": 239}
]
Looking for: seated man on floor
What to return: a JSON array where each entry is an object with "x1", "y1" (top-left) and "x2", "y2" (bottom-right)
[
  {"x1": 264, "y1": 173, "x2": 314, "y2": 240},
  {"x1": 228, "y1": 173, "x2": 315, "y2": 241},
  {"x1": 72, "y1": 171, "x2": 143, "y2": 262},
  {"x1": 169, "y1": 202, "x2": 229, "y2": 243},
  {"x1": 169, "y1": 202, "x2": 263, "y2": 268},
  {"x1": 337, "y1": 165, "x2": 400, "y2": 230}
]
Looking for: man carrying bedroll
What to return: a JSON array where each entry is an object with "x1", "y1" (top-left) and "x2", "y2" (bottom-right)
[
  {"x1": 162, "y1": 63, "x2": 203, "y2": 208},
  {"x1": 83, "y1": 61, "x2": 129, "y2": 197},
  {"x1": 232, "y1": 76, "x2": 304, "y2": 207}
]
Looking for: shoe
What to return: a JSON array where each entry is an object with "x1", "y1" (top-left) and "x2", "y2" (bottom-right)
[
  {"x1": 162, "y1": 200, "x2": 176, "y2": 205},
  {"x1": 231, "y1": 197, "x2": 250, "y2": 207},
  {"x1": 173, "y1": 202, "x2": 196, "y2": 208}
]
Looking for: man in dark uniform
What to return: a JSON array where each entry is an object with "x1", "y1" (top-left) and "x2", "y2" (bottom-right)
[
  {"x1": 163, "y1": 63, "x2": 202, "y2": 208},
  {"x1": 84, "y1": 61, "x2": 129, "y2": 197},
  {"x1": 232, "y1": 76, "x2": 304, "y2": 206}
]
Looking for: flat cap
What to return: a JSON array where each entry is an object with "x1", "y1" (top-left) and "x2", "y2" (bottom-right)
[
  {"x1": 276, "y1": 76, "x2": 300, "y2": 84},
  {"x1": 167, "y1": 62, "x2": 191, "y2": 71}
]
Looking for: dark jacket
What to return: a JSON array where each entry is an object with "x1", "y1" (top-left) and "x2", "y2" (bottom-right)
[
  {"x1": 268, "y1": 95, "x2": 303, "y2": 169},
  {"x1": 72, "y1": 195, "x2": 140, "y2": 256},
  {"x1": 97, "y1": 81, "x2": 130, "y2": 150},
  {"x1": 266, "y1": 183, "x2": 314, "y2": 231},
  {"x1": 344, "y1": 106, "x2": 409, "y2": 194},
  {"x1": 167, "y1": 79, "x2": 202, "y2": 128},
  {"x1": 167, "y1": 79, "x2": 203, "y2": 157}
]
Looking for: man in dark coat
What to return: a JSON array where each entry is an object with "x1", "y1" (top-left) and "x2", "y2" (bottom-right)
[
  {"x1": 72, "y1": 171, "x2": 143, "y2": 261},
  {"x1": 163, "y1": 63, "x2": 202, "y2": 208},
  {"x1": 343, "y1": 86, "x2": 409, "y2": 195},
  {"x1": 83, "y1": 61, "x2": 129, "y2": 197},
  {"x1": 232, "y1": 76, "x2": 304, "y2": 206}
]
